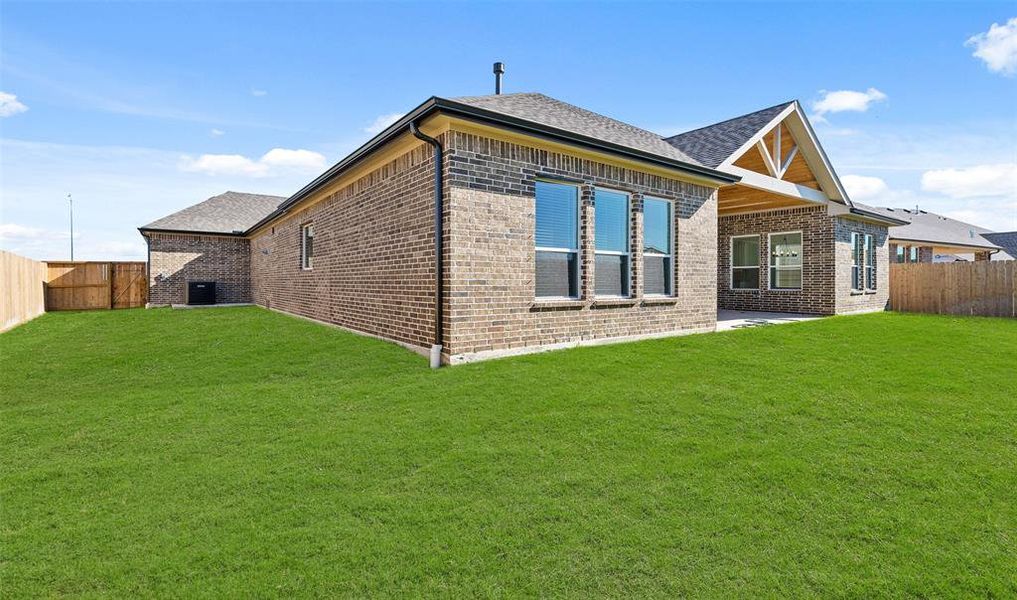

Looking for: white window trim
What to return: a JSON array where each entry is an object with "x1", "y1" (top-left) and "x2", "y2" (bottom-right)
[
  {"x1": 643, "y1": 196, "x2": 675, "y2": 297},
  {"x1": 730, "y1": 234, "x2": 761, "y2": 290},
  {"x1": 534, "y1": 180, "x2": 582, "y2": 300},
  {"x1": 593, "y1": 187, "x2": 632, "y2": 299},
  {"x1": 864, "y1": 233, "x2": 876, "y2": 291},
  {"x1": 301, "y1": 223, "x2": 314, "y2": 270},
  {"x1": 768, "y1": 230, "x2": 803, "y2": 291}
]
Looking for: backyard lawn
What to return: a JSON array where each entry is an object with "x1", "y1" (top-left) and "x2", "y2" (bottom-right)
[{"x1": 1, "y1": 307, "x2": 1015, "y2": 597}]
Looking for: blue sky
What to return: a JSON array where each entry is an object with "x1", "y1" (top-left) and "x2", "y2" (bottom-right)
[{"x1": 2, "y1": 1, "x2": 1015, "y2": 260}]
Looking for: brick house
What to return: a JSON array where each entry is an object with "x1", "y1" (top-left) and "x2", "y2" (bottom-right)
[
  {"x1": 854, "y1": 206, "x2": 1010, "y2": 263},
  {"x1": 140, "y1": 91, "x2": 905, "y2": 365}
]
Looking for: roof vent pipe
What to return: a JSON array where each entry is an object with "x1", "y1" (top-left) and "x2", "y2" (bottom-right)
[{"x1": 493, "y1": 62, "x2": 505, "y2": 94}]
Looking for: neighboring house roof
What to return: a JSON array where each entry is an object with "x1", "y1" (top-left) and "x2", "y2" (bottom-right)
[
  {"x1": 452, "y1": 93, "x2": 703, "y2": 166},
  {"x1": 140, "y1": 191, "x2": 286, "y2": 235},
  {"x1": 866, "y1": 205, "x2": 1002, "y2": 251},
  {"x1": 982, "y1": 232, "x2": 1017, "y2": 260},
  {"x1": 663, "y1": 101, "x2": 793, "y2": 168}
]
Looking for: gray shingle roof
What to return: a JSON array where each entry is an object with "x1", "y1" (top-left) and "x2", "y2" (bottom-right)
[
  {"x1": 450, "y1": 93, "x2": 703, "y2": 166},
  {"x1": 862, "y1": 204, "x2": 1001, "y2": 251},
  {"x1": 982, "y1": 232, "x2": 1017, "y2": 260},
  {"x1": 663, "y1": 101, "x2": 794, "y2": 168},
  {"x1": 141, "y1": 191, "x2": 286, "y2": 234}
]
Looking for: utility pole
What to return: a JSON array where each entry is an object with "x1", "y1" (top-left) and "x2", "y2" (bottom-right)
[{"x1": 68, "y1": 193, "x2": 74, "y2": 261}]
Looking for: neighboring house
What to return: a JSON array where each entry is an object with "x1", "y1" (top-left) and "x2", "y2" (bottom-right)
[
  {"x1": 861, "y1": 206, "x2": 1008, "y2": 262},
  {"x1": 981, "y1": 232, "x2": 1017, "y2": 261},
  {"x1": 140, "y1": 90, "x2": 903, "y2": 365}
]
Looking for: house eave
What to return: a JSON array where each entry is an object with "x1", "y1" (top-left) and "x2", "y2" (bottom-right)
[
  {"x1": 139, "y1": 227, "x2": 246, "y2": 238},
  {"x1": 848, "y1": 207, "x2": 909, "y2": 226},
  {"x1": 246, "y1": 96, "x2": 740, "y2": 235},
  {"x1": 889, "y1": 237, "x2": 1002, "y2": 253}
]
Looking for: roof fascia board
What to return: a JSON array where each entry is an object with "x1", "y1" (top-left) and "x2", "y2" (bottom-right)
[
  {"x1": 889, "y1": 236, "x2": 1002, "y2": 251},
  {"x1": 138, "y1": 227, "x2": 245, "y2": 237},
  {"x1": 724, "y1": 166, "x2": 829, "y2": 204},
  {"x1": 784, "y1": 101, "x2": 850, "y2": 204},
  {"x1": 827, "y1": 202, "x2": 910, "y2": 226}
]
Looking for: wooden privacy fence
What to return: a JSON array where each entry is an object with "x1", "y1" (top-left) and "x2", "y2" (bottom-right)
[
  {"x1": 1, "y1": 250, "x2": 48, "y2": 332},
  {"x1": 889, "y1": 261, "x2": 1015, "y2": 318},
  {"x1": 45, "y1": 261, "x2": 148, "y2": 311}
]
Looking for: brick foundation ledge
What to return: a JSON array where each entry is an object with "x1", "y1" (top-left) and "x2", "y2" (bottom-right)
[{"x1": 447, "y1": 325, "x2": 715, "y2": 365}]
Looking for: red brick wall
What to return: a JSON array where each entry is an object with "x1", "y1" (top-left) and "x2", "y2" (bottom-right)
[
  {"x1": 717, "y1": 206, "x2": 835, "y2": 314},
  {"x1": 249, "y1": 140, "x2": 442, "y2": 350},
  {"x1": 833, "y1": 217, "x2": 890, "y2": 314},
  {"x1": 146, "y1": 232, "x2": 251, "y2": 305},
  {"x1": 443, "y1": 131, "x2": 718, "y2": 361}
]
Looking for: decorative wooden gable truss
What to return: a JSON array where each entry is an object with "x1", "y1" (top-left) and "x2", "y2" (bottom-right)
[{"x1": 717, "y1": 102, "x2": 850, "y2": 216}]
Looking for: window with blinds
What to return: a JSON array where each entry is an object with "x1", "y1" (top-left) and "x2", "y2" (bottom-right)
[
  {"x1": 643, "y1": 197, "x2": 673, "y2": 296},
  {"x1": 535, "y1": 181, "x2": 579, "y2": 298},
  {"x1": 594, "y1": 188, "x2": 630, "y2": 297}
]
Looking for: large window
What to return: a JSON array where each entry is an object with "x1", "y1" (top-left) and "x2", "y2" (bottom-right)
[
  {"x1": 731, "y1": 235, "x2": 760, "y2": 290},
  {"x1": 301, "y1": 223, "x2": 314, "y2": 270},
  {"x1": 851, "y1": 233, "x2": 863, "y2": 291},
  {"x1": 594, "y1": 188, "x2": 630, "y2": 297},
  {"x1": 535, "y1": 181, "x2": 579, "y2": 298},
  {"x1": 643, "y1": 197, "x2": 673, "y2": 296},
  {"x1": 865, "y1": 234, "x2": 876, "y2": 290},
  {"x1": 769, "y1": 232, "x2": 802, "y2": 290}
]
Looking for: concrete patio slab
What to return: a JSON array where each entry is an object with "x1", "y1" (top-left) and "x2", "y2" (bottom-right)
[{"x1": 716, "y1": 310, "x2": 822, "y2": 331}]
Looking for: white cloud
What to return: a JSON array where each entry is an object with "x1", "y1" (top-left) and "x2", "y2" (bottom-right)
[
  {"x1": 812, "y1": 88, "x2": 887, "y2": 117},
  {"x1": 0, "y1": 138, "x2": 311, "y2": 261},
  {"x1": 179, "y1": 148, "x2": 326, "y2": 177},
  {"x1": 180, "y1": 154, "x2": 263, "y2": 176},
  {"x1": 920, "y1": 164, "x2": 1017, "y2": 198},
  {"x1": 841, "y1": 174, "x2": 889, "y2": 201},
  {"x1": 364, "y1": 113, "x2": 402, "y2": 135},
  {"x1": 0, "y1": 91, "x2": 29, "y2": 117},
  {"x1": 0, "y1": 223, "x2": 65, "y2": 241},
  {"x1": 210, "y1": 128, "x2": 225, "y2": 137},
  {"x1": 260, "y1": 148, "x2": 326, "y2": 170},
  {"x1": 966, "y1": 17, "x2": 1017, "y2": 76},
  {"x1": 251, "y1": 89, "x2": 268, "y2": 97}
]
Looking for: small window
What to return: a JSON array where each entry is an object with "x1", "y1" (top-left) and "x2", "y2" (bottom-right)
[
  {"x1": 865, "y1": 234, "x2": 876, "y2": 290},
  {"x1": 643, "y1": 197, "x2": 673, "y2": 296},
  {"x1": 769, "y1": 232, "x2": 802, "y2": 290},
  {"x1": 851, "y1": 233, "x2": 863, "y2": 291},
  {"x1": 594, "y1": 188, "x2": 630, "y2": 297},
  {"x1": 731, "y1": 235, "x2": 760, "y2": 290},
  {"x1": 535, "y1": 181, "x2": 579, "y2": 298},
  {"x1": 895, "y1": 245, "x2": 905, "y2": 264},
  {"x1": 909, "y1": 247, "x2": 918, "y2": 263},
  {"x1": 301, "y1": 223, "x2": 314, "y2": 270}
]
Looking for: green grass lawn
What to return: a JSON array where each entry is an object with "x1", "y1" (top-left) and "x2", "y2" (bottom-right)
[{"x1": 2, "y1": 307, "x2": 1015, "y2": 597}]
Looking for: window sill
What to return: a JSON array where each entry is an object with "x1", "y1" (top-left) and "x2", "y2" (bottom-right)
[
  {"x1": 850, "y1": 290, "x2": 865, "y2": 296},
  {"x1": 641, "y1": 296, "x2": 679, "y2": 305},
  {"x1": 530, "y1": 299, "x2": 585, "y2": 311},
  {"x1": 592, "y1": 297, "x2": 637, "y2": 308},
  {"x1": 768, "y1": 288, "x2": 802, "y2": 293}
]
